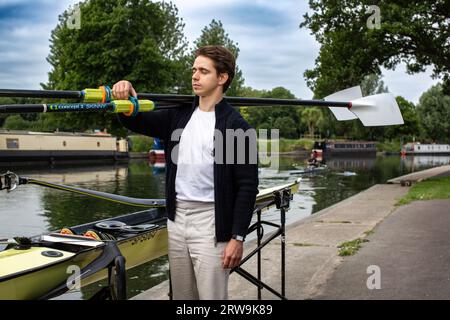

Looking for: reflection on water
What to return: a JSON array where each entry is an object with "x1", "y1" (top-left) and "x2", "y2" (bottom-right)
[
  {"x1": 323, "y1": 157, "x2": 376, "y2": 171},
  {"x1": 0, "y1": 155, "x2": 446, "y2": 299},
  {"x1": 401, "y1": 155, "x2": 450, "y2": 171}
]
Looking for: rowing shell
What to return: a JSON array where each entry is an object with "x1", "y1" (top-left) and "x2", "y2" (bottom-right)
[
  {"x1": 0, "y1": 178, "x2": 301, "y2": 300},
  {"x1": 0, "y1": 208, "x2": 167, "y2": 300},
  {"x1": 289, "y1": 166, "x2": 327, "y2": 175}
]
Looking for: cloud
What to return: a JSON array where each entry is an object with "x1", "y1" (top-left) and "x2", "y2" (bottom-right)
[
  {"x1": 0, "y1": 0, "x2": 440, "y2": 103},
  {"x1": 382, "y1": 65, "x2": 440, "y2": 104},
  {"x1": 171, "y1": 0, "x2": 316, "y2": 98},
  {"x1": 0, "y1": 0, "x2": 78, "y2": 89}
]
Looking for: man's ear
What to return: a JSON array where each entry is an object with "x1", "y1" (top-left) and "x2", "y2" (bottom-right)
[{"x1": 218, "y1": 73, "x2": 229, "y2": 86}]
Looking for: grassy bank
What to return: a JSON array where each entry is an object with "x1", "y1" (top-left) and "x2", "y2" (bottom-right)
[
  {"x1": 129, "y1": 136, "x2": 313, "y2": 153},
  {"x1": 258, "y1": 138, "x2": 314, "y2": 153},
  {"x1": 129, "y1": 136, "x2": 399, "y2": 154},
  {"x1": 397, "y1": 177, "x2": 450, "y2": 205},
  {"x1": 376, "y1": 140, "x2": 401, "y2": 153}
]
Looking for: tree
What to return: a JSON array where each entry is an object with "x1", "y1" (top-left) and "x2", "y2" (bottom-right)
[
  {"x1": 44, "y1": 0, "x2": 188, "y2": 136},
  {"x1": 360, "y1": 74, "x2": 388, "y2": 96},
  {"x1": 189, "y1": 20, "x2": 245, "y2": 96},
  {"x1": 261, "y1": 87, "x2": 298, "y2": 129},
  {"x1": 300, "y1": 1, "x2": 450, "y2": 96},
  {"x1": 3, "y1": 115, "x2": 32, "y2": 131},
  {"x1": 3, "y1": 113, "x2": 63, "y2": 132},
  {"x1": 238, "y1": 86, "x2": 301, "y2": 137},
  {"x1": 0, "y1": 97, "x2": 43, "y2": 128},
  {"x1": 0, "y1": 98, "x2": 14, "y2": 127},
  {"x1": 383, "y1": 96, "x2": 421, "y2": 141},
  {"x1": 273, "y1": 117, "x2": 297, "y2": 139},
  {"x1": 417, "y1": 84, "x2": 450, "y2": 143},
  {"x1": 301, "y1": 107, "x2": 324, "y2": 138}
]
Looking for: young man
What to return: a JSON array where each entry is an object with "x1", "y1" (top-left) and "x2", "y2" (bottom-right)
[{"x1": 113, "y1": 45, "x2": 259, "y2": 300}]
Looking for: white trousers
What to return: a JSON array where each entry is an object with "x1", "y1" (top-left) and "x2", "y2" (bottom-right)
[{"x1": 167, "y1": 200, "x2": 230, "y2": 300}]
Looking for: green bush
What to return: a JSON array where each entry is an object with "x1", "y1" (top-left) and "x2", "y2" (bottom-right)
[
  {"x1": 128, "y1": 135, "x2": 154, "y2": 152},
  {"x1": 376, "y1": 140, "x2": 401, "y2": 153},
  {"x1": 3, "y1": 115, "x2": 33, "y2": 130},
  {"x1": 258, "y1": 138, "x2": 315, "y2": 153}
]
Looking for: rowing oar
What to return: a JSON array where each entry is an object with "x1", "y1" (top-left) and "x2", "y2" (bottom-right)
[
  {"x1": 0, "y1": 171, "x2": 166, "y2": 208},
  {"x1": 0, "y1": 99, "x2": 155, "y2": 116},
  {"x1": 0, "y1": 85, "x2": 404, "y2": 126}
]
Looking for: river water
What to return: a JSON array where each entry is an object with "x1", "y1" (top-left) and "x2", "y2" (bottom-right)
[{"x1": 1, "y1": 154, "x2": 448, "y2": 299}]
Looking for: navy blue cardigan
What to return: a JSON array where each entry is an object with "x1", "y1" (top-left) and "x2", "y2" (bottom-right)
[{"x1": 118, "y1": 96, "x2": 259, "y2": 242}]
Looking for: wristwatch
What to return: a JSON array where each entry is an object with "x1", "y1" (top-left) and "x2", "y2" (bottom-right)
[{"x1": 232, "y1": 234, "x2": 245, "y2": 242}]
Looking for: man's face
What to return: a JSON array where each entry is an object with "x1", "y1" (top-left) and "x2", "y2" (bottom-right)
[{"x1": 192, "y1": 55, "x2": 228, "y2": 96}]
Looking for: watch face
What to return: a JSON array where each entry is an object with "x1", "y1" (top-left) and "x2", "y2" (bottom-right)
[{"x1": 233, "y1": 235, "x2": 244, "y2": 241}]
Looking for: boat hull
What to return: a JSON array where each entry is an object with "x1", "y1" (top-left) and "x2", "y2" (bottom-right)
[{"x1": 0, "y1": 209, "x2": 168, "y2": 300}]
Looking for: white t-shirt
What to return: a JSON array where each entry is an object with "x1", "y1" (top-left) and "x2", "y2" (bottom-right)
[{"x1": 175, "y1": 107, "x2": 216, "y2": 202}]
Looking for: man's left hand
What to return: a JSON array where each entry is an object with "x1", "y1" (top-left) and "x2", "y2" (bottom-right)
[{"x1": 222, "y1": 239, "x2": 244, "y2": 269}]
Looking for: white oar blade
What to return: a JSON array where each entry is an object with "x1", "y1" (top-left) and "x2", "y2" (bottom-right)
[
  {"x1": 325, "y1": 86, "x2": 361, "y2": 121},
  {"x1": 350, "y1": 93, "x2": 404, "y2": 126}
]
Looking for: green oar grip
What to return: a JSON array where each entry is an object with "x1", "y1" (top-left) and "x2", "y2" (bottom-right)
[
  {"x1": 112, "y1": 99, "x2": 154, "y2": 114},
  {"x1": 82, "y1": 86, "x2": 113, "y2": 103},
  {"x1": 82, "y1": 88, "x2": 105, "y2": 103}
]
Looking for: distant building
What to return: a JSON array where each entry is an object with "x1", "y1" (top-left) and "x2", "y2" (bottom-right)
[
  {"x1": 312, "y1": 140, "x2": 377, "y2": 157},
  {"x1": 402, "y1": 142, "x2": 450, "y2": 155},
  {"x1": 0, "y1": 130, "x2": 128, "y2": 165}
]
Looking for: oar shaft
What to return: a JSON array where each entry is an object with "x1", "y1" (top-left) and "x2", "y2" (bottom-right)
[
  {"x1": 223, "y1": 97, "x2": 350, "y2": 108},
  {"x1": 0, "y1": 104, "x2": 46, "y2": 113},
  {"x1": 0, "y1": 88, "x2": 351, "y2": 108},
  {"x1": 0, "y1": 103, "x2": 114, "y2": 114},
  {"x1": 0, "y1": 88, "x2": 82, "y2": 100},
  {"x1": 154, "y1": 97, "x2": 351, "y2": 109}
]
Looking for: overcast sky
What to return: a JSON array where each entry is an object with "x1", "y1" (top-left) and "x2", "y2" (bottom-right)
[{"x1": 0, "y1": 0, "x2": 440, "y2": 103}]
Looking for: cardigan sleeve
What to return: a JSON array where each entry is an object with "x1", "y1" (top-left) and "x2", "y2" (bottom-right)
[
  {"x1": 230, "y1": 117, "x2": 259, "y2": 237},
  {"x1": 117, "y1": 110, "x2": 174, "y2": 140}
]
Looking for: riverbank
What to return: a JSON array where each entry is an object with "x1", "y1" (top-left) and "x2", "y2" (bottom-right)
[
  {"x1": 131, "y1": 165, "x2": 450, "y2": 300},
  {"x1": 133, "y1": 137, "x2": 404, "y2": 154},
  {"x1": 259, "y1": 138, "x2": 402, "y2": 154}
]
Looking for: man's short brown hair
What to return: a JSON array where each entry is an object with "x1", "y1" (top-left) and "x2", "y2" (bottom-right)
[{"x1": 195, "y1": 45, "x2": 236, "y2": 93}]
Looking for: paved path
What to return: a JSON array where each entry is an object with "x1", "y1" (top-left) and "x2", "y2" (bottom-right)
[{"x1": 315, "y1": 200, "x2": 450, "y2": 300}]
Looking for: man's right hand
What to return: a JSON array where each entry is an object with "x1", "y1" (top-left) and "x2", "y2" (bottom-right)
[{"x1": 112, "y1": 80, "x2": 137, "y2": 100}]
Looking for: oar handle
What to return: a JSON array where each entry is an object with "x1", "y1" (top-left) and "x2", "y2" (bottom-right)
[
  {"x1": 112, "y1": 99, "x2": 155, "y2": 113},
  {"x1": 0, "y1": 88, "x2": 81, "y2": 99}
]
